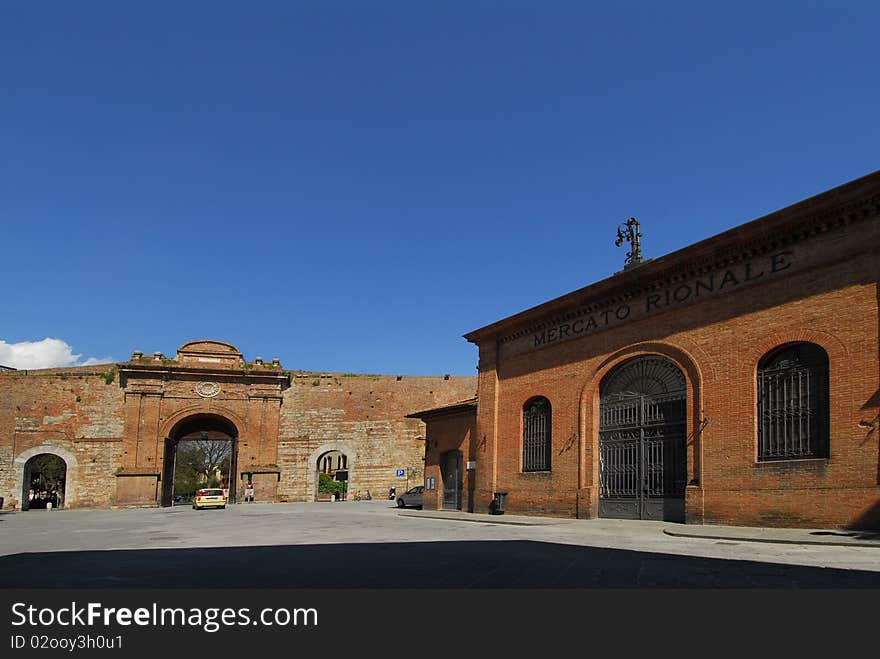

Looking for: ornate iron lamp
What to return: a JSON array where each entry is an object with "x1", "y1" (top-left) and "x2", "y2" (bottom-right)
[{"x1": 615, "y1": 217, "x2": 644, "y2": 270}]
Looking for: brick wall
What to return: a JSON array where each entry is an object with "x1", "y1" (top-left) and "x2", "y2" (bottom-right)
[
  {"x1": 476, "y1": 257, "x2": 879, "y2": 526},
  {"x1": 278, "y1": 374, "x2": 476, "y2": 502},
  {"x1": 0, "y1": 366, "x2": 124, "y2": 510},
  {"x1": 421, "y1": 408, "x2": 477, "y2": 511}
]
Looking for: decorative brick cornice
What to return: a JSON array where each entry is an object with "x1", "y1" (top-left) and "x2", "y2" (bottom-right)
[{"x1": 118, "y1": 363, "x2": 290, "y2": 391}]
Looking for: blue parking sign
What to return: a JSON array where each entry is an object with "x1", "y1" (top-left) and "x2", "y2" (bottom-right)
[{"x1": 396, "y1": 469, "x2": 405, "y2": 477}]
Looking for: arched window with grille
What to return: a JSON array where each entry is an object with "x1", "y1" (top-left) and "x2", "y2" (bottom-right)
[
  {"x1": 523, "y1": 397, "x2": 551, "y2": 472},
  {"x1": 757, "y1": 342, "x2": 829, "y2": 460}
]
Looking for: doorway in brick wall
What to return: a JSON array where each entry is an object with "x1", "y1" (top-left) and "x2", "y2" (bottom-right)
[
  {"x1": 440, "y1": 450, "x2": 462, "y2": 510},
  {"x1": 316, "y1": 450, "x2": 349, "y2": 501},
  {"x1": 598, "y1": 355, "x2": 687, "y2": 522},
  {"x1": 21, "y1": 453, "x2": 67, "y2": 510}
]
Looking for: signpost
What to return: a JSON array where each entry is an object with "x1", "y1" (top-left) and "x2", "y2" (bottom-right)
[{"x1": 244, "y1": 471, "x2": 254, "y2": 503}]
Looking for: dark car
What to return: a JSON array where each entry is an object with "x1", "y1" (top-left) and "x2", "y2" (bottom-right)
[{"x1": 396, "y1": 485, "x2": 424, "y2": 509}]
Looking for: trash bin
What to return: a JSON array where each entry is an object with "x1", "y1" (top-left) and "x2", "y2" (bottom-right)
[{"x1": 491, "y1": 491, "x2": 508, "y2": 515}]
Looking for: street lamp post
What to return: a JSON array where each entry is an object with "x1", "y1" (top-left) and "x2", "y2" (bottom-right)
[{"x1": 615, "y1": 217, "x2": 644, "y2": 270}]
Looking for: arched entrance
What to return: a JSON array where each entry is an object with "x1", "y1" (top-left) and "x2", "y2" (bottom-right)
[
  {"x1": 21, "y1": 453, "x2": 67, "y2": 511},
  {"x1": 315, "y1": 450, "x2": 349, "y2": 501},
  {"x1": 598, "y1": 355, "x2": 687, "y2": 521},
  {"x1": 161, "y1": 414, "x2": 238, "y2": 507}
]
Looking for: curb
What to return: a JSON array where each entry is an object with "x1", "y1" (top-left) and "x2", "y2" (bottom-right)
[
  {"x1": 662, "y1": 528, "x2": 880, "y2": 548},
  {"x1": 398, "y1": 511, "x2": 572, "y2": 526}
]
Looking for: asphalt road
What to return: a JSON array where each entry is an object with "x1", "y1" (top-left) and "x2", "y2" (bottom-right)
[{"x1": 1, "y1": 501, "x2": 879, "y2": 587}]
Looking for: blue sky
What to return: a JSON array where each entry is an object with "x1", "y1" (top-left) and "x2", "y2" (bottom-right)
[{"x1": 1, "y1": 1, "x2": 878, "y2": 374}]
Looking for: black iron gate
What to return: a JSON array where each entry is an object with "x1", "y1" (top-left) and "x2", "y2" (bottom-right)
[
  {"x1": 599, "y1": 357, "x2": 687, "y2": 522},
  {"x1": 441, "y1": 451, "x2": 461, "y2": 510}
]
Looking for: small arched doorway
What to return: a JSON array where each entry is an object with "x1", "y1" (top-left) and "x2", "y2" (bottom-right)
[
  {"x1": 161, "y1": 414, "x2": 238, "y2": 507},
  {"x1": 21, "y1": 453, "x2": 67, "y2": 511},
  {"x1": 315, "y1": 450, "x2": 349, "y2": 501},
  {"x1": 440, "y1": 450, "x2": 462, "y2": 510},
  {"x1": 598, "y1": 355, "x2": 687, "y2": 521}
]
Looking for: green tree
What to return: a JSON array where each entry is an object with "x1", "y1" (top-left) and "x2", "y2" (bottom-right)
[
  {"x1": 174, "y1": 440, "x2": 232, "y2": 496},
  {"x1": 318, "y1": 473, "x2": 345, "y2": 495},
  {"x1": 29, "y1": 454, "x2": 66, "y2": 482},
  {"x1": 28, "y1": 454, "x2": 66, "y2": 494}
]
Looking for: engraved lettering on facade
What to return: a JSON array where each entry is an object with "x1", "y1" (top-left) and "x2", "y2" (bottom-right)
[{"x1": 528, "y1": 251, "x2": 795, "y2": 351}]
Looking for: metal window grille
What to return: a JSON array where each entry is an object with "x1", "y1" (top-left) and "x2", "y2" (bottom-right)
[
  {"x1": 758, "y1": 344, "x2": 828, "y2": 460},
  {"x1": 523, "y1": 397, "x2": 551, "y2": 471}
]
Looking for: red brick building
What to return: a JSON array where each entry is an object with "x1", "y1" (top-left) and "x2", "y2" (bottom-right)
[
  {"x1": 424, "y1": 170, "x2": 879, "y2": 529},
  {"x1": 0, "y1": 340, "x2": 475, "y2": 510},
  {"x1": 407, "y1": 398, "x2": 477, "y2": 512}
]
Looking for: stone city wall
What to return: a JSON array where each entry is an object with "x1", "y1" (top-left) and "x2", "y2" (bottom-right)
[
  {"x1": 278, "y1": 373, "x2": 476, "y2": 501},
  {"x1": 0, "y1": 363, "x2": 476, "y2": 509},
  {"x1": 0, "y1": 365, "x2": 124, "y2": 510}
]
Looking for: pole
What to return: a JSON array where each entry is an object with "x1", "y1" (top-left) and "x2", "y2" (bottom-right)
[{"x1": 170, "y1": 443, "x2": 177, "y2": 507}]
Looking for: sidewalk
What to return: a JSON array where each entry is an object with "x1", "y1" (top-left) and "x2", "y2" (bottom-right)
[
  {"x1": 399, "y1": 509, "x2": 880, "y2": 547},
  {"x1": 662, "y1": 523, "x2": 880, "y2": 547},
  {"x1": 398, "y1": 509, "x2": 578, "y2": 526}
]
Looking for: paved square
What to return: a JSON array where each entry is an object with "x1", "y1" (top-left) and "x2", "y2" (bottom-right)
[{"x1": 1, "y1": 502, "x2": 878, "y2": 587}]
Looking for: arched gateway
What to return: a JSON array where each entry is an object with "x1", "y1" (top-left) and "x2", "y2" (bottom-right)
[
  {"x1": 161, "y1": 414, "x2": 238, "y2": 507},
  {"x1": 115, "y1": 340, "x2": 288, "y2": 507},
  {"x1": 315, "y1": 450, "x2": 349, "y2": 500},
  {"x1": 21, "y1": 453, "x2": 67, "y2": 510},
  {"x1": 598, "y1": 355, "x2": 687, "y2": 521},
  {"x1": 13, "y1": 445, "x2": 78, "y2": 511}
]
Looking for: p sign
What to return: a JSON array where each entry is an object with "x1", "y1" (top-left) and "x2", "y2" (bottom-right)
[{"x1": 396, "y1": 469, "x2": 405, "y2": 477}]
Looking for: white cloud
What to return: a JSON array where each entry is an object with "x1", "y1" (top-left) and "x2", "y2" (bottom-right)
[{"x1": 0, "y1": 338, "x2": 114, "y2": 370}]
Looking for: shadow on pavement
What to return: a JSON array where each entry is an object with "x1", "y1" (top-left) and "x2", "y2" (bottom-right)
[
  {"x1": 810, "y1": 530, "x2": 880, "y2": 540},
  {"x1": 2, "y1": 540, "x2": 880, "y2": 588}
]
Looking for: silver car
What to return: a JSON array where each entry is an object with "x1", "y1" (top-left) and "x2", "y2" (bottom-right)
[{"x1": 396, "y1": 485, "x2": 424, "y2": 508}]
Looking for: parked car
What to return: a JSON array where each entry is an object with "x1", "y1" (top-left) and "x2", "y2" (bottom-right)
[
  {"x1": 192, "y1": 488, "x2": 227, "y2": 510},
  {"x1": 396, "y1": 485, "x2": 424, "y2": 509}
]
